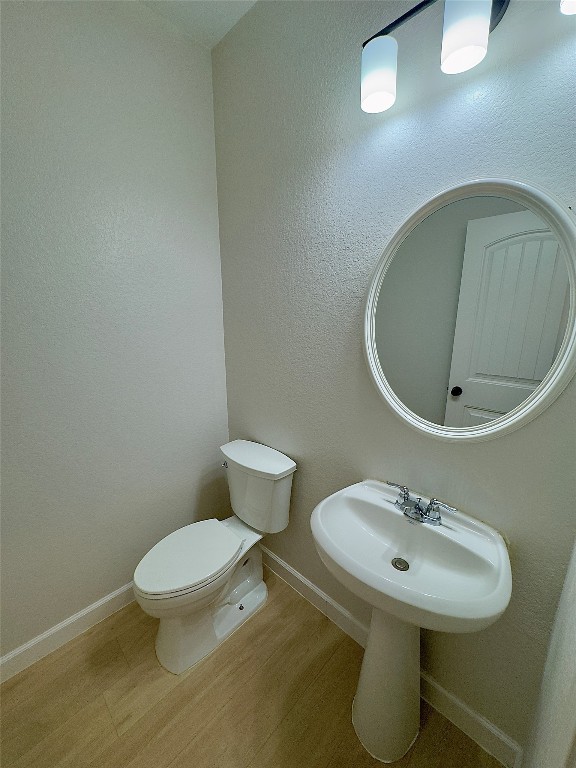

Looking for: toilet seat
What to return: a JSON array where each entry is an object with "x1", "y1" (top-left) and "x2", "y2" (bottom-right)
[{"x1": 134, "y1": 519, "x2": 243, "y2": 599}]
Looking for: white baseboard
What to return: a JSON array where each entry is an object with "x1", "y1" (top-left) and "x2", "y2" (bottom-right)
[
  {"x1": 0, "y1": 583, "x2": 135, "y2": 683},
  {"x1": 261, "y1": 545, "x2": 369, "y2": 648},
  {"x1": 420, "y1": 672, "x2": 523, "y2": 768},
  {"x1": 261, "y1": 546, "x2": 523, "y2": 768}
]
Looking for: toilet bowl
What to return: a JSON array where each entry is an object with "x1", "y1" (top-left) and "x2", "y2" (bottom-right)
[{"x1": 133, "y1": 440, "x2": 296, "y2": 674}]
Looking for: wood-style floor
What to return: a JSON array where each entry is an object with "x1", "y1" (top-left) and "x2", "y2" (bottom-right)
[{"x1": 1, "y1": 570, "x2": 503, "y2": 768}]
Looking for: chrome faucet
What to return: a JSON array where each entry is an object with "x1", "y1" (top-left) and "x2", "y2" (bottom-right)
[
  {"x1": 387, "y1": 482, "x2": 426, "y2": 521},
  {"x1": 386, "y1": 482, "x2": 457, "y2": 526},
  {"x1": 402, "y1": 496, "x2": 427, "y2": 523}
]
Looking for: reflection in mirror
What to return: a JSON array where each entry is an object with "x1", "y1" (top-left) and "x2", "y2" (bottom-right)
[{"x1": 375, "y1": 197, "x2": 570, "y2": 428}]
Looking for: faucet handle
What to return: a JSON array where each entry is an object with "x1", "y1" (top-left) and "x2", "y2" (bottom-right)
[
  {"x1": 433, "y1": 499, "x2": 458, "y2": 514},
  {"x1": 424, "y1": 498, "x2": 458, "y2": 524},
  {"x1": 425, "y1": 498, "x2": 441, "y2": 520},
  {"x1": 422, "y1": 499, "x2": 442, "y2": 526},
  {"x1": 386, "y1": 481, "x2": 410, "y2": 504}
]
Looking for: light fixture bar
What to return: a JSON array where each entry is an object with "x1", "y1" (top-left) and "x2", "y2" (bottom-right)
[
  {"x1": 362, "y1": 0, "x2": 510, "y2": 48},
  {"x1": 490, "y1": 0, "x2": 511, "y2": 28},
  {"x1": 361, "y1": 0, "x2": 511, "y2": 114},
  {"x1": 363, "y1": 0, "x2": 438, "y2": 48}
]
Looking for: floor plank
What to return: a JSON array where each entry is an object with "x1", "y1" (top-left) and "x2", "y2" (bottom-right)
[
  {"x1": 1, "y1": 569, "x2": 504, "y2": 768},
  {"x1": 167, "y1": 600, "x2": 344, "y2": 768},
  {"x1": 9, "y1": 698, "x2": 117, "y2": 768},
  {"x1": 1, "y1": 637, "x2": 129, "y2": 766},
  {"x1": 244, "y1": 636, "x2": 363, "y2": 768},
  {"x1": 88, "y1": 573, "x2": 319, "y2": 768},
  {"x1": 1, "y1": 602, "x2": 149, "y2": 714}
]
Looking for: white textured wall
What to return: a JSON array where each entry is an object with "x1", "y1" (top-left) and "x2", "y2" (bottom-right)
[
  {"x1": 1, "y1": 2, "x2": 229, "y2": 653},
  {"x1": 213, "y1": 0, "x2": 576, "y2": 749},
  {"x1": 525, "y1": 541, "x2": 576, "y2": 768}
]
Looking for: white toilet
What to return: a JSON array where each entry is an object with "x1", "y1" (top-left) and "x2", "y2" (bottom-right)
[{"x1": 133, "y1": 439, "x2": 296, "y2": 674}]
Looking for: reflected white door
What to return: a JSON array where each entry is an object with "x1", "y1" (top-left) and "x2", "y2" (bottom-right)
[{"x1": 444, "y1": 211, "x2": 569, "y2": 428}]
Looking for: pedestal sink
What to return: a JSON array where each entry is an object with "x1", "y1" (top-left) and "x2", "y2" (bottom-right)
[{"x1": 310, "y1": 480, "x2": 512, "y2": 763}]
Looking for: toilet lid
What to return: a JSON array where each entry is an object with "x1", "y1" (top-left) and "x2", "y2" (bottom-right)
[{"x1": 134, "y1": 519, "x2": 243, "y2": 597}]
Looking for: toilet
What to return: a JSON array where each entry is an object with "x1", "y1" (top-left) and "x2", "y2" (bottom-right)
[{"x1": 133, "y1": 439, "x2": 296, "y2": 674}]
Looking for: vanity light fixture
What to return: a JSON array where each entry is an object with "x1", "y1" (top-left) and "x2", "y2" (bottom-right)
[
  {"x1": 361, "y1": 0, "x2": 510, "y2": 113},
  {"x1": 361, "y1": 35, "x2": 399, "y2": 113},
  {"x1": 560, "y1": 0, "x2": 576, "y2": 14},
  {"x1": 441, "y1": 0, "x2": 492, "y2": 74}
]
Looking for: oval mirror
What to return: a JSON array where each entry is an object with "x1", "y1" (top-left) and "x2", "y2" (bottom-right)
[{"x1": 364, "y1": 179, "x2": 576, "y2": 441}]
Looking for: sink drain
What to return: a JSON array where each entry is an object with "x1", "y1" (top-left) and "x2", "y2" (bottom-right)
[{"x1": 392, "y1": 557, "x2": 410, "y2": 571}]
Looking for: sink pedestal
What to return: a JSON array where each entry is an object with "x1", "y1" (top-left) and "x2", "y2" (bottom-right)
[{"x1": 352, "y1": 608, "x2": 420, "y2": 762}]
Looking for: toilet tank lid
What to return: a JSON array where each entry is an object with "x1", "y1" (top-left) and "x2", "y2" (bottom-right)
[{"x1": 220, "y1": 440, "x2": 296, "y2": 480}]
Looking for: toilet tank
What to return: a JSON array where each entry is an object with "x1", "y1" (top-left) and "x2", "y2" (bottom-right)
[{"x1": 220, "y1": 440, "x2": 296, "y2": 534}]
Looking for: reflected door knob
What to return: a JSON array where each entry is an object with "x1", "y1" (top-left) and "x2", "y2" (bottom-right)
[{"x1": 450, "y1": 386, "x2": 463, "y2": 397}]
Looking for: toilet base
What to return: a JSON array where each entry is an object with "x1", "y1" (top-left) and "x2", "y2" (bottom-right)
[
  {"x1": 155, "y1": 546, "x2": 267, "y2": 674},
  {"x1": 214, "y1": 579, "x2": 267, "y2": 642},
  {"x1": 155, "y1": 580, "x2": 267, "y2": 674}
]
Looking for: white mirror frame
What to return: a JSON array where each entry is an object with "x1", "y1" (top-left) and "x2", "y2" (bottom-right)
[{"x1": 364, "y1": 179, "x2": 576, "y2": 442}]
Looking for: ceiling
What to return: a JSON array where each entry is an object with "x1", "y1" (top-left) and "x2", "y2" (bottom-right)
[{"x1": 144, "y1": 1, "x2": 257, "y2": 49}]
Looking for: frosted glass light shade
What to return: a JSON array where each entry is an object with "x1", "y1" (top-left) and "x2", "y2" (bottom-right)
[
  {"x1": 441, "y1": 0, "x2": 492, "y2": 74},
  {"x1": 361, "y1": 36, "x2": 398, "y2": 113},
  {"x1": 560, "y1": 0, "x2": 576, "y2": 14}
]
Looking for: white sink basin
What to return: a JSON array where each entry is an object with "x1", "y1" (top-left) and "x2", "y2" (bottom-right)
[
  {"x1": 310, "y1": 479, "x2": 512, "y2": 761},
  {"x1": 311, "y1": 479, "x2": 512, "y2": 633}
]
